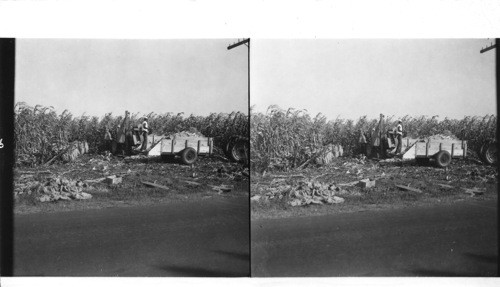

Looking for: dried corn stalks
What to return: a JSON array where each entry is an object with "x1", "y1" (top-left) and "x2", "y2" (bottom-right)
[
  {"x1": 15, "y1": 176, "x2": 93, "y2": 202},
  {"x1": 257, "y1": 178, "x2": 345, "y2": 207}
]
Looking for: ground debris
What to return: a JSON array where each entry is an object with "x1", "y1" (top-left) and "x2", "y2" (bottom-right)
[
  {"x1": 358, "y1": 178, "x2": 376, "y2": 188},
  {"x1": 15, "y1": 153, "x2": 248, "y2": 212},
  {"x1": 84, "y1": 177, "x2": 107, "y2": 183},
  {"x1": 252, "y1": 154, "x2": 498, "y2": 217},
  {"x1": 184, "y1": 180, "x2": 201, "y2": 186},
  {"x1": 142, "y1": 181, "x2": 170, "y2": 191},
  {"x1": 250, "y1": 195, "x2": 261, "y2": 201},
  {"x1": 106, "y1": 175, "x2": 123, "y2": 185},
  {"x1": 253, "y1": 177, "x2": 345, "y2": 207},
  {"x1": 337, "y1": 180, "x2": 361, "y2": 187},
  {"x1": 395, "y1": 184, "x2": 422, "y2": 193},
  {"x1": 18, "y1": 170, "x2": 52, "y2": 175},
  {"x1": 213, "y1": 154, "x2": 230, "y2": 162},
  {"x1": 209, "y1": 184, "x2": 232, "y2": 193},
  {"x1": 463, "y1": 187, "x2": 485, "y2": 197},
  {"x1": 288, "y1": 180, "x2": 344, "y2": 206},
  {"x1": 15, "y1": 175, "x2": 93, "y2": 202},
  {"x1": 271, "y1": 173, "x2": 305, "y2": 179}
]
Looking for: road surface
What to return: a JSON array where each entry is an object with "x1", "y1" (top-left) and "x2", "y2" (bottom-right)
[
  {"x1": 252, "y1": 199, "x2": 498, "y2": 276},
  {"x1": 14, "y1": 196, "x2": 249, "y2": 276}
]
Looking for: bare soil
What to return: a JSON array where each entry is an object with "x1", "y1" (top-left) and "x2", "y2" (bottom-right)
[
  {"x1": 14, "y1": 154, "x2": 249, "y2": 214},
  {"x1": 251, "y1": 157, "x2": 497, "y2": 219}
]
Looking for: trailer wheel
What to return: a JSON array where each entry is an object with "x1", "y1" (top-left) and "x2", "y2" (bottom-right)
[
  {"x1": 229, "y1": 139, "x2": 249, "y2": 163},
  {"x1": 180, "y1": 147, "x2": 198, "y2": 165},
  {"x1": 478, "y1": 143, "x2": 488, "y2": 162},
  {"x1": 435, "y1": 150, "x2": 451, "y2": 168},
  {"x1": 224, "y1": 138, "x2": 235, "y2": 159},
  {"x1": 482, "y1": 141, "x2": 497, "y2": 165}
]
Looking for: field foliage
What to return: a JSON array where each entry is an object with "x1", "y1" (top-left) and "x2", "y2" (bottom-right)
[
  {"x1": 15, "y1": 102, "x2": 248, "y2": 166},
  {"x1": 251, "y1": 106, "x2": 497, "y2": 172}
]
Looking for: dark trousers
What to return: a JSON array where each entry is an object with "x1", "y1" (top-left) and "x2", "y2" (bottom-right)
[
  {"x1": 105, "y1": 140, "x2": 112, "y2": 151},
  {"x1": 396, "y1": 134, "x2": 402, "y2": 154},
  {"x1": 141, "y1": 131, "x2": 148, "y2": 150},
  {"x1": 359, "y1": 143, "x2": 367, "y2": 155}
]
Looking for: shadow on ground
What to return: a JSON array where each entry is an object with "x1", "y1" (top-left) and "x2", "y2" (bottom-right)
[
  {"x1": 212, "y1": 250, "x2": 250, "y2": 262},
  {"x1": 154, "y1": 250, "x2": 250, "y2": 277},
  {"x1": 154, "y1": 265, "x2": 248, "y2": 277},
  {"x1": 464, "y1": 252, "x2": 498, "y2": 265},
  {"x1": 410, "y1": 252, "x2": 498, "y2": 277}
]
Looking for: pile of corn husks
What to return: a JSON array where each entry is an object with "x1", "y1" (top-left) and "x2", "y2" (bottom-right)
[
  {"x1": 288, "y1": 180, "x2": 345, "y2": 206},
  {"x1": 15, "y1": 176, "x2": 92, "y2": 202},
  {"x1": 255, "y1": 179, "x2": 345, "y2": 207}
]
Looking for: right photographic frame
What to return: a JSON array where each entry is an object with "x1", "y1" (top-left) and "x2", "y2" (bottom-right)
[{"x1": 250, "y1": 39, "x2": 497, "y2": 277}]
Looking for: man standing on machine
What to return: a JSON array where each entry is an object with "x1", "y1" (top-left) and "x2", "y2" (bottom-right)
[
  {"x1": 140, "y1": 117, "x2": 149, "y2": 151},
  {"x1": 395, "y1": 119, "x2": 403, "y2": 154}
]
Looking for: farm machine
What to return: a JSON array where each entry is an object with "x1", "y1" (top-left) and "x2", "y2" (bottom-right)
[
  {"x1": 111, "y1": 111, "x2": 248, "y2": 165},
  {"x1": 367, "y1": 114, "x2": 496, "y2": 168}
]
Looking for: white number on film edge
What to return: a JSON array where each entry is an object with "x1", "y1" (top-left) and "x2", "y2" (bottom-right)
[{"x1": 0, "y1": 138, "x2": 3, "y2": 149}]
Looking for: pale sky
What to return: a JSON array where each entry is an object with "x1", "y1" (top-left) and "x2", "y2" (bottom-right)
[
  {"x1": 15, "y1": 39, "x2": 249, "y2": 117},
  {"x1": 252, "y1": 39, "x2": 496, "y2": 120},
  {"x1": 11, "y1": 38, "x2": 499, "y2": 120}
]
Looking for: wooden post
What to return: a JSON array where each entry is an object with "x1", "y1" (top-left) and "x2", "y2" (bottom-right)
[
  {"x1": 197, "y1": 140, "x2": 201, "y2": 155},
  {"x1": 425, "y1": 142, "x2": 429, "y2": 157},
  {"x1": 171, "y1": 139, "x2": 175, "y2": 154},
  {"x1": 209, "y1": 138, "x2": 213, "y2": 155},
  {"x1": 451, "y1": 143, "x2": 455, "y2": 157},
  {"x1": 439, "y1": 143, "x2": 442, "y2": 151}
]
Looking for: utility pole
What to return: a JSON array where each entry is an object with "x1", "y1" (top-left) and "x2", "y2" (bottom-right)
[
  {"x1": 480, "y1": 39, "x2": 497, "y2": 53},
  {"x1": 479, "y1": 38, "x2": 498, "y2": 166},
  {"x1": 227, "y1": 38, "x2": 250, "y2": 113}
]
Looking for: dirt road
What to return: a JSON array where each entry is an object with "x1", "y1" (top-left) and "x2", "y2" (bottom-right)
[
  {"x1": 14, "y1": 195, "x2": 249, "y2": 276},
  {"x1": 251, "y1": 198, "x2": 497, "y2": 276}
]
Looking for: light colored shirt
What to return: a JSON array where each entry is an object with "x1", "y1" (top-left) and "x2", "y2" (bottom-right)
[
  {"x1": 396, "y1": 124, "x2": 403, "y2": 135},
  {"x1": 359, "y1": 133, "x2": 367, "y2": 144},
  {"x1": 104, "y1": 131, "x2": 112, "y2": 140}
]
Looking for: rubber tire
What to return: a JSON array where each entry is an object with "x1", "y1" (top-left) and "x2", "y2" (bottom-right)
[
  {"x1": 224, "y1": 136, "x2": 240, "y2": 159},
  {"x1": 229, "y1": 139, "x2": 249, "y2": 162},
  {"x1": 482, "y1": 141, "x2": 497, "y2": 165},
  {"x1": 224, "y1": 139, "x2": 235, "y2": 159},
  {"x1": 435, "y1": 150, "x2": 452, "y2": 168},
  {"x1": 180, "y1": 147, "x2": 198, "y2": 165},
  {"x1": 479, "y1": 143, "x2": 488, "y2": 163}
]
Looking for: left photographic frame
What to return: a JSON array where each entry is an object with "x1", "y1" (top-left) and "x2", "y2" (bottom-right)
[{"x1": 2, "y1": 38, "x2": 250, "y2": 277}]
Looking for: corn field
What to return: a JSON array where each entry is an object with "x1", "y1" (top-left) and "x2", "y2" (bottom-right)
[
  {"x1": 15, "y1": 102, "x2": 248, "y2": 166},
  {"x1": 251, "y1": 106, "x2": 497, "y2": 172}
]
